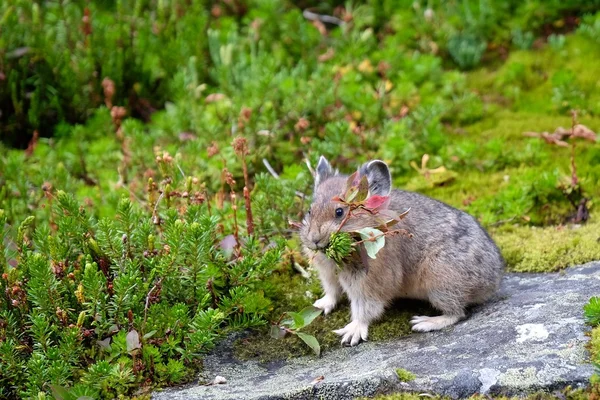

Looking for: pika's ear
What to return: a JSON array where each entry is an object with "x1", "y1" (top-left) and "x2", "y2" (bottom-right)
[
  {"x1": 359, "y1": 160, "x2": 392, "y2": 196},
  {"x1": 314, "y1": 155, "x2": 336, "y2": 187}
]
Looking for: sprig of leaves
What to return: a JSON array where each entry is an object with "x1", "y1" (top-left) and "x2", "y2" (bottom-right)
[
  {"x1": 325, "y1": 171, "x2": 411, "y2": 263},
  {"x1": 270, "y1": 306, "x2": 323, "y2": 356}
]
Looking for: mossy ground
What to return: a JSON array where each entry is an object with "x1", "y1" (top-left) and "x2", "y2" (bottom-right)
[
  {"x1": 233, "y1": 34, "x2": 600, "y2": 364},
  {"x1": 364, "y1": 386, "x2": 597, "y2": 400},
  {"x1": 234, "y1": 298, "x2": 433, "y2": 363}
]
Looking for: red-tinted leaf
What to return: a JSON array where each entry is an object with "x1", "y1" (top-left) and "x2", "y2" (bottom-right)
[{"x1": 364, "y1": 195, "x2": 390, "y2": 210}]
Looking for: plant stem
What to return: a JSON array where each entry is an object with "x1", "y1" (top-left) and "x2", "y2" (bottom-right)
[
  {"x1": 570, "y1": 110, "x2": 579, "y2": 187},
  {"x1": 352, "y1": 229, "x2": 412, "y2": 246}
]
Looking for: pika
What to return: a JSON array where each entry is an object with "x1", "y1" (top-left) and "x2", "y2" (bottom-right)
[{"x1": 299, "y1": 156, "x2": 504, "y2": 346}]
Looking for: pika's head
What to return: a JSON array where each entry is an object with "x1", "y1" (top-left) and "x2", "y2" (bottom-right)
[{"x1": 299, "y1": 156, "x2": 392, "y2": 252}]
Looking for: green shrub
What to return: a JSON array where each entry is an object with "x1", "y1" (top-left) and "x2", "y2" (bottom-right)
[
  {"x1": 0, "y1": 186, "x2": 284, "y2": 397},
  {"x1": 512, "y1": 29, "x2": 535, "y2": 50},
  {"x1": 0, "y1": 0, "x2": 208, "y2": 146},
  {"x1": 447, "y1": 32, "x2": 488, "y2": 70}
]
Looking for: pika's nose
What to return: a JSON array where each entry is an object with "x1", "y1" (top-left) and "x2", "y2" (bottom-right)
[{"x1": 308, "y1": 233, "x2": 323, "y2": 249}]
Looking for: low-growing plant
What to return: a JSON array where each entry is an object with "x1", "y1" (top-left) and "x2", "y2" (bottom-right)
[
  {"x1": 269, "y1": 306, "x2": 323, "y2": 356},
  {"x1": 551, "y1": 70, "x2": 587, "y2": 114},
  {"x1": 0, "y1": 173, "x2": 284, "y2": 398},
  {"x1": 395, "y1": 368, "x2": 416, "y2": 382},
  {"x1": 579, "y1": 12, "x2": 600, "y2": 43},
  {"x1": 512, "y1": 28, "x2": 535, "y2": 50},
  {"x1": 447, "y1": 32, "x2": 488, "y2": 70},
  {"x1": 548, "y1": 33, "x2": 567, "y2": 50},
  {"x1": 585, "y1": 297, "x2": 600, "y2": 326}
]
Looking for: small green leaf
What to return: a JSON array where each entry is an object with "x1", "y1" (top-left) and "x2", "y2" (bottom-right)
[
  {"x1": 143, "y1": 330, "x2": 157, "y2": 340},
  {"x1": 299, "y1": 306, "x2": 323, "y2": 327},
  {"x1": 50, "y1": 385, "x2": 75, "y2": 400},
  {"x1": 285, "y1": 311, "x2": 305, "y2": 329},
  {"x1": 357, "y1": 227, "x2": 385, "y2": 259},
  {"x1": 345, "y1": 186, "x2": 359, "y2": 202},
  {"x1": 355, "y1": 176, "x2": 369, "y2": 202},
  {"x1": 296, "y1": 332, "x2": 321, "y2": 356}
]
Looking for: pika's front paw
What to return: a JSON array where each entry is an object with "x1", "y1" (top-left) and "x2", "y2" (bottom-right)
[
  {"x1": 313, "y1": 295, "x2": 337, "y2": 315},
  {"x1": 333, "y1": 320, "x2": 368, "y2": 346}
]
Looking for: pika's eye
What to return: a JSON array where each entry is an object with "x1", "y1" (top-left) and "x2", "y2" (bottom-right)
[{"x1": 335, "y1": 208, "x2": 344, "y2": 218}]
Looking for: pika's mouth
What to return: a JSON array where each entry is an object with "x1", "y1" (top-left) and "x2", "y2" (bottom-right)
[{"x1": 311, "y1": 240, "x2": 329, "y2": 251}]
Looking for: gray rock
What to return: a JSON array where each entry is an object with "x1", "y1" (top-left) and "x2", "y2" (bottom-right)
[{"x1": 153, "y1": 262, "x2": 600, "y2": 400}]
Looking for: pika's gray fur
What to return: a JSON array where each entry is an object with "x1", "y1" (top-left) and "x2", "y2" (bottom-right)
[{"x1": 299, "y1": 156, "x2": 504, "y2": 346}]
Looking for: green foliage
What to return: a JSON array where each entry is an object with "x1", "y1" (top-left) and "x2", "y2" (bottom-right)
[
  {"x1": 512, "y1": 29, "x2": 535, "y2": 50},
  {"x1": 579, "y1": 12, "x2": 600, "y2": 43},
  {"x1": 585, "y1": 297, "x2": 600, "y2": 326},
  {"x1": 326, "y1": 232, "x2": 355, "y2": 264},
  {"x1": 551, "y1": 70, "x2": 586, "y2": 113},
  {"x1": 270, "y1": 306, "x2": 323, "y2": 356},
  {"x1": 0, "y1": 0, "x2": 209, "y2": 146},
  {"x1": 447, "y1": 33, "x2": 488, "y2": 70},
  {"x1": 395, "y1": 368, "x2": 416, "y2": 382},
  {"x1": 0, "y1": 183, "x2": 284, "y2": 397}
]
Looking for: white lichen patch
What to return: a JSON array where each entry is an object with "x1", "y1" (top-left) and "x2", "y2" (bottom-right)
[
  {"x1": 498, "y1": 367, "x2": 539, "y2": 389},
  {"x1": 479, "y1": 368, "x2": 500, "y2": 393},
  {"x1": 515, "y1": 324, "x2": 549, "y2": 343}
]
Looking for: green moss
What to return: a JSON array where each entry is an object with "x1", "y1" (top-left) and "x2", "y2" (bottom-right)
[
  {"x1": 367, "y1": 387, "x2": 595, "y2": 400},
  {"x1": 589, "y1": 326, "x2": 600, "y2": 364},
  {"x1": 395, "y1": 368, "x2": 416, "y2": 382},
  {"x1": 234, "y1": 299, "x2": 433, "y2": 363},
  {"x1": 494, "y1": 215, "x2": 600, "y2": 272}
]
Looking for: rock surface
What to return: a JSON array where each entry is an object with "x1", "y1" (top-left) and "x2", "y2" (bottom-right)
[{"x1": 153, "y1": 262, "x2": 600, "y2": 400}]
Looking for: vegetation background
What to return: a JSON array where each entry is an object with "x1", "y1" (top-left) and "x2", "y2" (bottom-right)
[{"x1": 1, "y1": 0, "x2": 600, "y2": 398}]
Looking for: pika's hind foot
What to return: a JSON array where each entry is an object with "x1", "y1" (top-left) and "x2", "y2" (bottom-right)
[{"x1": 410, "y1": 315, "x2": 461, "y2": 332}]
